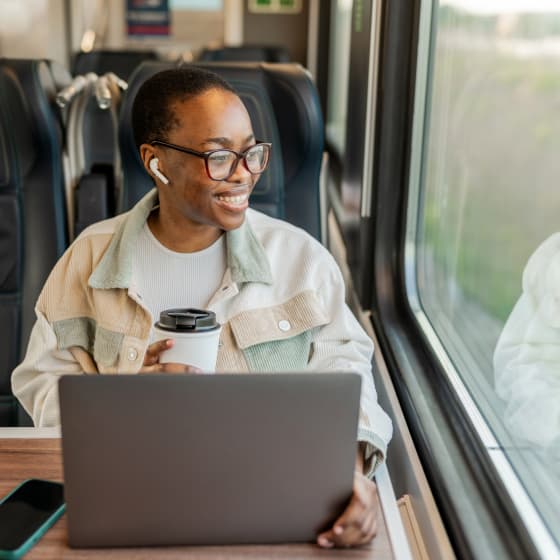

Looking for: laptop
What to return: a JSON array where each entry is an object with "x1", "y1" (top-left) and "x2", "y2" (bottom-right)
[{"x1": 58, "y1": 373, "x2": 361, "y2": 548}]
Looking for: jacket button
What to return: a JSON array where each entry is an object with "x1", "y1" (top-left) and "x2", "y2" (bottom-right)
[
  {"x1": 127, "y1": 348, "x2": 138, "y2": 361},
  {"x1": 278, "y1": 320, "x2": 291, "y2": 332}
]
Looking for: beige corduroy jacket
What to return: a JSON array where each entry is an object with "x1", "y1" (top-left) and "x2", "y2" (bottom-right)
[{"x1": 12, "y1": 189, "x2": 393, "y2": 476}]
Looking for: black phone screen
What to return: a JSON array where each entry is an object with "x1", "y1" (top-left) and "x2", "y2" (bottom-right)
[{"x1": 0, "y1": 479, "x2": 64, "y2": 551}]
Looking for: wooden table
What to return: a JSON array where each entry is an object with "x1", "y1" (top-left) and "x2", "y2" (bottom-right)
[{"x1": 0, "y1": 434, "x2": 404, "y2": 559}]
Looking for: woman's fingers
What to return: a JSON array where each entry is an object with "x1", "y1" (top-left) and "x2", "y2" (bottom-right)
[
  {"x1": 143, "y1": 339, "x2": 174, "y2": 366},
  {"x1": 158, "y1": 363, "x2": 203, "y2": 374},
  {"x1": 139, "y1": 362, "x2": 203, "y2": 374},
  {"x1": 316, "y1": 473, "x2": 379, "y2": 548},
  {"x1": 140, "y1": 340, "x2": 202, "y2": 373}
]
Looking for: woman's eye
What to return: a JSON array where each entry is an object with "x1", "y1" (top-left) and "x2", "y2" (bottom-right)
[
  {"x1": 211, "y1": 153, "x2": 233, "y2": 164},
  {"x1": 246, "y1": 147, "x2": 262, "y2": 159}
]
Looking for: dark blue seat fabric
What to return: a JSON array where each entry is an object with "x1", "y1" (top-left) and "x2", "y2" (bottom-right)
[
  {"x1": 198, "y1": 46, "x2": 290, "y2": 63},
  {"x1": 0, "y1": 59, "x2": 69, "y2": 425},
  {"x1": 71, "y1": 76, "x2": 124, "y2": 236},
  {"x1": 72, "y1": 50, "x2": 159, "y2": 81},
  {"x1": 119, "y1": 61, "x2": 323, "y2": 239}
]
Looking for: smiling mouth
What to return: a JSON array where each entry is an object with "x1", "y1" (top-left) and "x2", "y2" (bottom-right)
[
  {"x1": 214, "y1": 185, "x2": 251, "y2": 208},
  {"x1": 214, "y1": 192, "x2": 249, "y2": 205}
]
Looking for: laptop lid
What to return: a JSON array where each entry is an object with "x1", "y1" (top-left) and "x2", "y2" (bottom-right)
[{"x1": 59, "y1": 373, "x2": 361, "y2": 548}]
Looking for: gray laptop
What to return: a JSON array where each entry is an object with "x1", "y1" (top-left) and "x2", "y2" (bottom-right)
[{"x1": 58, "y1": 373, "x2": 361, "y2": 548}]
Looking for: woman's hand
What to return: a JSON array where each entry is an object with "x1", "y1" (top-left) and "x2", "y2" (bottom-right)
[
  {"x1": 316, "y1": 471, "x2": 379, "y2": 548},
  {"x1": 139, "y1": 339, "x2": 203, "y2": 374}
]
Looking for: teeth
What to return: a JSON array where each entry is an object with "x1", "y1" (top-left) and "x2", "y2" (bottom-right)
[{"x1": 215, "y1": 194, "x2": 248, "y2": 204}]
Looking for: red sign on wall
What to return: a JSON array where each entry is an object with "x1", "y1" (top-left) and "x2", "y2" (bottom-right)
[{"x1": 127, "y1": 0, "x2": 170, "y2": 36}]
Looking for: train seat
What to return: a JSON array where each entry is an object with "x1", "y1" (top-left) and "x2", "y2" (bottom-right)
[
  {"x1": 198, "y1": 45, "x2": 290, "y2": 63},
  {"x1": 119, "y1": 61, "x2": 324, "y2": 240},
  {"x1": 0, "y1": 59, "x2": 69, "y2": 425},
  {"x1": 64, "y1": 50, "x2": 160, "y2": 237},
  {"x1": 62, "y1": 73, "x2": 126, "y2": 238},
  {"x1": 72, "y1": 49, "x2": 159, "y2": 81}
]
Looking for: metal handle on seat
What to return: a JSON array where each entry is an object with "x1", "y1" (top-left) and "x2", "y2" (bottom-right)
[{"x1": 56, "y1": 75, "x2": 88, "y2": 108}]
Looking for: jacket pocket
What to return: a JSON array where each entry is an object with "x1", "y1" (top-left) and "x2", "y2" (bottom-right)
[
  {"x1": 228, "y1": 291, "x2": 329, "y2": 371},
  {"x1": 53, "y1": 316, "x2": 124, "y2": 368}
]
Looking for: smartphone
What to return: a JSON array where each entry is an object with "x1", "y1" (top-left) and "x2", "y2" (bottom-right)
[{"x1": 0, "y1": 479, "x2": 65, "y2": 559}]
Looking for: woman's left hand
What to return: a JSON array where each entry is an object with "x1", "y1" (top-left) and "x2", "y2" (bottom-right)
[{"x1": 316, "y1": 471, "x2": 379, "y2": 548}]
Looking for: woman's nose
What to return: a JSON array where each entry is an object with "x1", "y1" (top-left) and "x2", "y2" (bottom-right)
[{"x1": 228, "y1": 157, "x2": 253, "y2": 182}]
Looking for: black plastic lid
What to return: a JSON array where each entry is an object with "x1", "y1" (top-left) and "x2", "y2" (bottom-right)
[{"x1": 155, "y1": 308, "x2": 219, "y2": 332}]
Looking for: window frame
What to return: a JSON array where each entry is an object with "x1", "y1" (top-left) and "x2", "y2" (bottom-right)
[
  {"x1": 403, "y1": 1, "x2": 559, "y2": 556},
  {"x1": 366, "y1": 0, "x2": 554, "y2": 557}
]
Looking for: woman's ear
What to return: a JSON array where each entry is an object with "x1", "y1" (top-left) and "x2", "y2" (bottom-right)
[
  {"x1": 140, "y1": 144, "x2": 156, "y2": 174},
  {"x1": 140, "y1": 144, "x2": 169, "y2": 185}
]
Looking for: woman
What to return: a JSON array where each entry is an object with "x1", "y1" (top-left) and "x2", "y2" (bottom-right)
[{"x1": 12, "y1": 66, "x2": 392, "y2": 548}]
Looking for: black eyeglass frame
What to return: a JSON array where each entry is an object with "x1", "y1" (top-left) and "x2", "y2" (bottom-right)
[{"x1": 150, "y1": 139, "x2": 272, "y2": 181}]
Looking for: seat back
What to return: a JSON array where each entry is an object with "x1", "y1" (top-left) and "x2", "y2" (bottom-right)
[
  {"x1": 72, "y1": 50, "x2": 159, "y2": 81},
  {"x1": 119, "y1": 61, "x2": 323, "y2": 239},
  {"x1": 0, "y1": 59, "x2": 69, "y2": 425},
  {"x1": 198, "y1": 45, "x2": 290, "y2": 63},
  {"x1": 63, "y1": 74, "x2": 125, "y2": 237}
]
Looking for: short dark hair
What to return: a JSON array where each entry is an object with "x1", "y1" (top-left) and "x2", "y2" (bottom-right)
[{"x1": 132, "y1": 66, "x2": 236, "y2": 149}]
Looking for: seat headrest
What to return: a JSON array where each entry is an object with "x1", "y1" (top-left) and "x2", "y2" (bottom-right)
[
  {"x1": 2, "y1": 59, "x2": 71, "y2": 170},
  {"x1": 198, "y1": 46, "x2": 291, "y2": 63},
  {"x1": 72, "y1": 50, "x2": 159, "y2": 81},
  {"x1": 0, "y1": 66, "x2": 37, "y2": 181}
]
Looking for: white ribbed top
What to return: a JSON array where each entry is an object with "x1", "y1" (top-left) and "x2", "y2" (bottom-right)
[{"x1": 133, "y1": 222, "x2": 227, "y2": 325}]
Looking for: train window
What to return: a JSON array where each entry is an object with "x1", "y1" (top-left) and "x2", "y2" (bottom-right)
[
  {"x1": 326, "y1": 0, "x2": 381, "y2": 307},
  {"x1": 164, "y1": 0, "x2": 224, "y2": 51},
  {"x1": 325, "y1": 0, "x2": 353, "y2": 159},
  {"x1": 0, "y1": 1, "x2": 65, "y2": 64},
  {"x1": 406, "y1": 0, "x2": 560, "y2": 549},
  {"x1": 171, "y1": 0, "x2": 222, "y2": 9}
]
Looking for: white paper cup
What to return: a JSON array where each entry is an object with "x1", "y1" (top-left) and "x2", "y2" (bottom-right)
[{"x1": 153, "y1": 308, "x2": 221, "y2": 373}]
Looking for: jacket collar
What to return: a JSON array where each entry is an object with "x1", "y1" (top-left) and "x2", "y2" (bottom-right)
[{"x1": 88, "y1": 189, "x2": 273, "y2": 289}]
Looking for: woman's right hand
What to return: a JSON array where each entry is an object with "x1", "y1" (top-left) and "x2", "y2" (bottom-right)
[{"x1": 139, "y1": 339, "x2": 203, "y2": 374}]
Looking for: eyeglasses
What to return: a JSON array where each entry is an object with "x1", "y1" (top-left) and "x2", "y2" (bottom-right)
[{"x1": 150, "y1": 140, "x2": 272, "y2": 181}]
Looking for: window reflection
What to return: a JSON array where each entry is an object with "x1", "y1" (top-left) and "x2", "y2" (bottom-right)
[
  {"x1": 494, "y1": 233, "x2": 560, "y2": 469},
  {"x1": 414, "y1": 0, "x2": 560, "y2": 544}
]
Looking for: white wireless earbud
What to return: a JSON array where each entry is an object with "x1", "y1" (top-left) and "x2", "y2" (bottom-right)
[{"x1": 149, "y1": 158, "x2": 169, "y2": 185}]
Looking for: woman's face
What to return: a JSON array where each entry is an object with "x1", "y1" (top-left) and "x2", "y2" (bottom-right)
[{"x1": 148, "y1": 88, "x2": 260, "y2": 233}]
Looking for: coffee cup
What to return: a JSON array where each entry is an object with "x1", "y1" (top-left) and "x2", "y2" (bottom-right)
[{"x1": 153, "y1": 308, "x2": 221, "y2": 373}]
